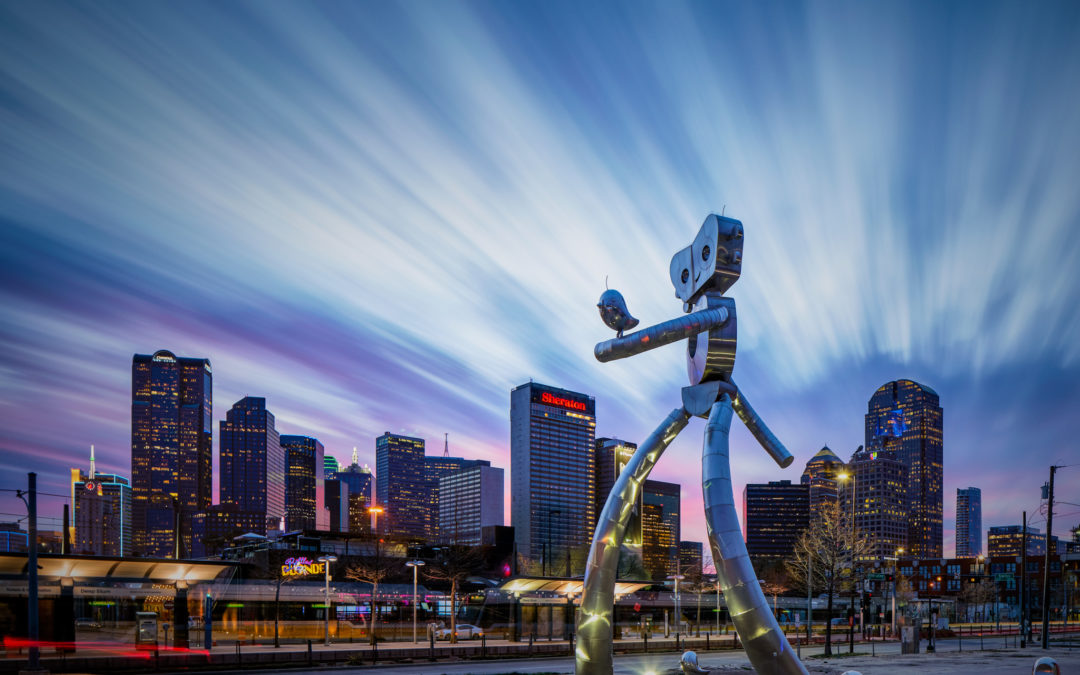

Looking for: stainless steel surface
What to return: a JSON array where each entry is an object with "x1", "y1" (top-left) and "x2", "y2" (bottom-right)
[
  {"x1": 594, "y1": 306, "x2": 728, "y2": 363},
  {"x1": 597, "y1": 288, "x2": 639, "y2": 337},
  {"x1": 703, "y1": 395, "x2": 808, "y2": 675},
  {"x1": 681, "y1": 380, "x2": 737, "y2": 419},
  {"x1": 686, "y1": 293, "x2": 736, "y2": 385},
  {"x1": 576, "y1": 407, "x2": 691, "y2": 675},
  {"x1": 731, "y1": 385, "x2": 795, "y2": 468},
  {"x1": 680, "y1": 650, "x2": 709, "y2": 673},
  {"x1": 669, "y1": 213, "x2": 744, "y2": 303}
]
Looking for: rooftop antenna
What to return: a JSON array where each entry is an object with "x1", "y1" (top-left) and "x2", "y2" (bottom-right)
[
  {"x1": 352, "y1": 446, "x2": 359, "y2": 466},
  {"x1": 444, "y1": 433, "x2": 449, "y2": 458},
  {"x1": 722, "y1": 204, "x2": 727, "y2": 216},
  {"x1": 89, "y1": 444, "x2": 96, "y2": 480}
]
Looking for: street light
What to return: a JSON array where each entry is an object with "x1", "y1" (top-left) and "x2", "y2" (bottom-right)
[
  {"x1": 317, "y1": 555, "x2": 338, "y2": 646},
  {"x1": 405, "y1": 560, "x2": 426, "y2": 643},
  {"x1": 368, "y1": 505, "x2": 384, "y2": 534},
  {"x1": 837, "y1": 471, "x2": 856, "y2": 652},
  {"x1": 668, "y1": 574, "x2": 685, "y2": 639}
]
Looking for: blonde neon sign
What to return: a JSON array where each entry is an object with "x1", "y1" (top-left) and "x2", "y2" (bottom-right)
[{"x1": 282, "y1": 557, "x2": 325, "y2": 577}]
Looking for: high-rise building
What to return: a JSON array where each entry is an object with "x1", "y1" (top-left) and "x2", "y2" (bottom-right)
[
  {"x1": 324, "y1": 455, "x2": 340, "y2": 480},
  {"x1": 956, "y1": 487, "x2": 982, "y2": 558},
  {"x1": 865, "y1": 379, "x2": 943, "y2": 557},
  {"x1": 594, "y1": 438, "x2": 640, "y2": 542},
  {"x1": 510, "y1": 382, "x2": 596, "y2": 574},
  {"x1": 0, "y1": 523, "x2": 28, "y2": 553},
  {"x1": 424, "y1": 456, "x2": 490, "y2": 540},
  {"x1": 743, "y1": 480, "x2": 810, "y2": 560},
  {"x1": 219, "y1": 397, "x2": 284, "y2": 533},
  {"x1": 841, "y1": 444, "x2": 906, "y2": 560},
  {"x1": 987, "y1": 525, "x2": 1053, "y2": 556},
  {"x1": 131, "y1": 350, "x2": 212, "y2": 558},
  {"x1": 281, "y1": 435, "x2": 328, "y2": 531},
  {"x1": 375, "y1": 432, "x2": 427, "y2": 539},
  {"x1": 71, "y1": 449, "x2": 132, "y2": 557},
  {"x1": 679, "y1": 541, "x2": 704, "y2": 576},
  {"x1": 642, "y1": 479, "x2": 680, "y2": 579},
  {"x1": 801, "y1": 446, "x2": 845, "y2": 516},
  {"x1": 324, "y1": 479, "x2": 349, "y2": 532},
  {"x1": 334, "y1": 453, "x2": 373, "y2": 535},
  {"x1": 438, "y1": 464, "x2": 504, "y2": 546}
]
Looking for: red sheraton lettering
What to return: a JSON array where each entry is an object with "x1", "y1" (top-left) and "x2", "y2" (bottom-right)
[{"x1": 540, "y1": 392, "x2": 587, "y2": 411}]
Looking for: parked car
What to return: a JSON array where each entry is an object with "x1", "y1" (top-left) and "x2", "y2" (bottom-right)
[
  {"x1": 434, "y1": 623, "x2": 484, "y2": 641},
  {"x1": 75, "y1": 618, "x2": 102, "y2": 630}
]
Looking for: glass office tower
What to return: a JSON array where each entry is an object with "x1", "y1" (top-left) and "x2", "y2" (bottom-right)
[
  {"x1": 866, "y1": 379, "x2": 943, "y2": 557},
  {"x1": 375, "y1": 432, "x2": 427, "y2": 539},
  {"x1": 510, "y1": 382, "x2": 596, "y2": 575},
  {"x1": 642, "y1": 479, "x2": 680, "y2": 579},
  {"x1": 743, "y1": 479, "x2": 810, "y2": 560},
  {"x1": 131, "y1": 350, "x2": 212, "y2": 558},
  {"x1": 219, "y1": 397, "x2": 284, "y2": 533},
  {"x1": 281, "y1": 435, "x2": 327, "y2": 531},
  {"x1": 72, "y1": 468, "x2": 133, "y2": 557},
  {"x1": 956, "y1": 487, "x2": 982, "y2": 557}
]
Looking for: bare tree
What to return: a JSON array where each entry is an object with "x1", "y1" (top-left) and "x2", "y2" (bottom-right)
[
  {"x1": 346, "y1": 553, "x2": 398, "y2": 645},
  {"x1": 787, "y1": 501, "x2": 871, "y2": 656},
  {"x1": 425, "y1": 545, "x2": 485, "y2": 644},
  {"x1": 760, "y1": 565, "x2": 793, "y2": 624}
]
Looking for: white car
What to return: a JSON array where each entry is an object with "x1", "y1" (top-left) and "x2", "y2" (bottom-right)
[{"x1": 435, "y1": 623, "x2": 484, "y2": 640}]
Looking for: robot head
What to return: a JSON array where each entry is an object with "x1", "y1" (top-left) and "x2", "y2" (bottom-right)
[{"x1": 669, "y1": 213, "x2": 743, "y2": 304}]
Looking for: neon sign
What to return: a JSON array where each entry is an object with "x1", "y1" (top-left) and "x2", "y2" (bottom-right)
[
  {"x1": 281, "y1": 557, "x2": 325, "y2": 577},
  {"x1": 540, "y1": 392, "x2": 587, "y2": 411}
]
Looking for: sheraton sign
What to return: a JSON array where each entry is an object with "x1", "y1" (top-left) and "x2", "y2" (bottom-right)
[
  {"x1": 281, "y1": 557, "x2": 325, "y2": 577},
  {"x1": 538, "y1": 391, "x2": 588, "y2": 412}
]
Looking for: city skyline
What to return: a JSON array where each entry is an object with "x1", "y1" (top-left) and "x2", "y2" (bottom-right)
[{"x1": 2, "y1": 1, "x2": 1080, "y2": 554}]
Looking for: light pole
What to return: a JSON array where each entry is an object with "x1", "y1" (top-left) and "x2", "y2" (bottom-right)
[
  {"x1": 716, "y1": 577, "x2": 721, "y2": 635},
  {"x1": 406, "y1": 560, "x2": 426, "y2": 643},
  {"x1": 668, "y1": 574, "x2": 685, "y2": 639},
  {"x1": 892, "y1": 547, "x2": 904, "y2": 637},
  {"x1": 837, "y1": 471, "x2": 856, "y2": 653},
  {"x1": 317, "y1": 555, "x2": 338, "y2": 646}
]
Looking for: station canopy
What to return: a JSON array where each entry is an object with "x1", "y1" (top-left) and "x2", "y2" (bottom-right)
[
  {"x1": 499, "y1": 576, "x2": 650, "y2": 597},
  {"x1": 0, "y1": 553, "x2": 239, "y2": 582}
]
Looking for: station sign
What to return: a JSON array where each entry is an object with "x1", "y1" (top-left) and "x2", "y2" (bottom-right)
[{"x1": 281, "y1": 557, "x2": 326, "y2": 577}]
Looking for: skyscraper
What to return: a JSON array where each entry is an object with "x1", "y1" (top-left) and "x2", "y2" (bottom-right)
[
  {"x1": 988, "y1": 525, "x2": 1050, "y2": 556},
  {"x1": 219, "y1": 397, "x2": 284, "y2": 533},
  {"x1": 956, "y1": 487, "x2": 982, "y2": 557},
  {"x1": 324, "y1": 455, "x2": 340, "y2": 480},
  {"x1": 510, "y1": 382, "x2": 596, "y2": 574},
  {"x1": 800, "y1": 446, "x2": 845, "y2": 516},
  {"x1": 334, "y1": 451, "x2": 373, "y2": 535},
  {"x1": 438, "y1": 464, "x2": 504, "y2": 546},
  {"x1": 594, "y1": 438, "x2": 640, "y2": 542},
  {"x1": 324, "y1": 478, "x2": 349, "y2": 532},
  {"x1": 679, "y1": 541, "x2": 704, "y2": 576},
  {"x1": 642, "y1": 479, "x2": 680, "y2": 579},
  {"x1": 131, "y1": 350, "x2": 212, "y2": 558},
  {"x1": 866, "y1": 379, "x2": 944, "y2": 557},
  {"x1": 281, "y1": 435, "x2": 327, "y2": 531},
  {"x1": 375, "y1": 432, "x2": 427, "y2": 539},
  {"x1": 841, "y1": 444, "x2": 906, "y2": 560},
  {"x1": 424, "y1": 455, "x2": 490, "y2": 540},
  {"x1": 743, "y1": 480, "x2": 810, "y2": 560},
  {"x1": 71, "y1": 448, "x2": 133, "y2": 556}
]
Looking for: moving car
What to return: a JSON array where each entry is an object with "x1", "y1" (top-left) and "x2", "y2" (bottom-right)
[
  {"x1": 75, "y1": 618, "x2": 102, "y2": 630},
  {"x1": 434, "y1": 623, "x2": 484, "y2": 640}
]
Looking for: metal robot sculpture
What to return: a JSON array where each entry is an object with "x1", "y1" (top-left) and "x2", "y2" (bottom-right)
[{"x1": 576, "y1": 214, "x2": 809, "y2": 675}]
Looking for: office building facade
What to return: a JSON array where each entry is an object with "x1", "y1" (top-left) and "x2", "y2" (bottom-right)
[
  {"x1": 219, "y1": 397, "x2": 284, "y2": 533},
  {"x1": 987, "y1": 525, "x2": 1053, "y2": 556},
  {"x1": 679, "y1": 541, "x2": 704, "y2": 576},
  {"x1": 324, "y1": 479, "x2": 349, "y2": 532},
  {"x1": 594, "y1": 438, "x2": 640, "y2": 543},
  {"x1": 865, "y1": 379, "x2": 943, "y2": 557},
  {"x1": 801, "y1": 446, "x2": 845, "y2": 516},
  {"x1": 642, "y1": 479, "x2": 680, "y2": 579},
  {"x1": 743, "y1": 479, "x2": 810, "y2": 560},
  {"x1": 841, "y1": 444, "x2": 906, "y2": 560},
  {"x1": 438, "y1": 464, "x2": 504, "y2": 546},
  {"x1": 281, "y1": 435, "x2": 327, "y2": 531},
  {"x1": 131, "y1": 350, "x2": 212, "y2": 558},
  {"x1": 324, "y1": 455, "x2": 340, "y2": 480},
  {"x1": 424, "y1": 456, "x2": 490, "y2": 541},
  {"x1": 956, "y1": 487, "x2": 982, "y2": 557},
  {"x1": 72, "y1": 465, "x2": 132, "y2": 557},
  {"x1": 334, "y1": 460, "x2": 373, "y2": 535},
  {"x1": 375, "y1": 432, "x2": 427, "y2": 539},
  {"x1": 510, "y1": 382, "x2": 596, "y2": 573}
]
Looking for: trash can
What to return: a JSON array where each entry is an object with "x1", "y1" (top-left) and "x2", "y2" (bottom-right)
[
  {"x1": 135, "y1": 612, "x2": 158, "y2": 650},
  {"x1": 900, "y1": 624, "x2": 920, "y2": 654}
]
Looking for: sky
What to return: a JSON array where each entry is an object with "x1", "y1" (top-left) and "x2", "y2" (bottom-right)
[{"x1": 1, "y1": 0, "x2": 1079, "y2": 558}]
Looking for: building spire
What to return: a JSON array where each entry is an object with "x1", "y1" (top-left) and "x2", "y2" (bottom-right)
[
  {"x1": 444, "y1": 432, "x2": 449, "y2": 457},
  {"x1": 89, "y1": 444, "x2": 96, "y2": 480},
  {"x1": 352, "y1": 446, "x2": 359, "y2": 466}
]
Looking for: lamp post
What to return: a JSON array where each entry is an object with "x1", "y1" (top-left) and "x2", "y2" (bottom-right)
[
  {"x1": 716, "y1": 577, "x2": 721, "y2": 635},
  {"x1": 892, "y1": 547, "x2": 904, "y2": 637},
  {"x1": 837, "y1": 471, "x2": 856, "y2": 653},
  {"x1": 317, "y1": 555, "x2": 338, "y2": 646},
  {"x1": 406, "y1": 560, "x2": 426, "y2": 643},
  {"x1": 668, "y1": 574, "x2": 685, "y2": 639}
]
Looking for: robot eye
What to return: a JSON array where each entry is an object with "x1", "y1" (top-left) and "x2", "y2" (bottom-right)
[
  {"x1": 701, "y1": 245, "x2": 710, "y2": 262},
  {"x1": 681, "y1": 269, "x2": 689, "y2": 283}
]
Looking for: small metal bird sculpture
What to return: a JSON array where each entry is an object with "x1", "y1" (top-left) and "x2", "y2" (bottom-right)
[{"x1": 597, "y1": 285, "x2": 639, "y2": 338}]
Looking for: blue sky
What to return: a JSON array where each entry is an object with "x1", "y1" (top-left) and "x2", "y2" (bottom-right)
[{"x1": 2, "y1": 0, "x2": 1078, "y2": 554}]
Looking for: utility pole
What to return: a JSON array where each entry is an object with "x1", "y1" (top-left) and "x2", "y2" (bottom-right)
[
  {"x1": 1021, "y1": 511, "x2": 1027, "y2": 648},
  {"x1": 18, "y1": 473, "x2": 42, "y2": 673},
  {"x1": 1041, "y1": 465, "x2": 1057, "y2": 649}
]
